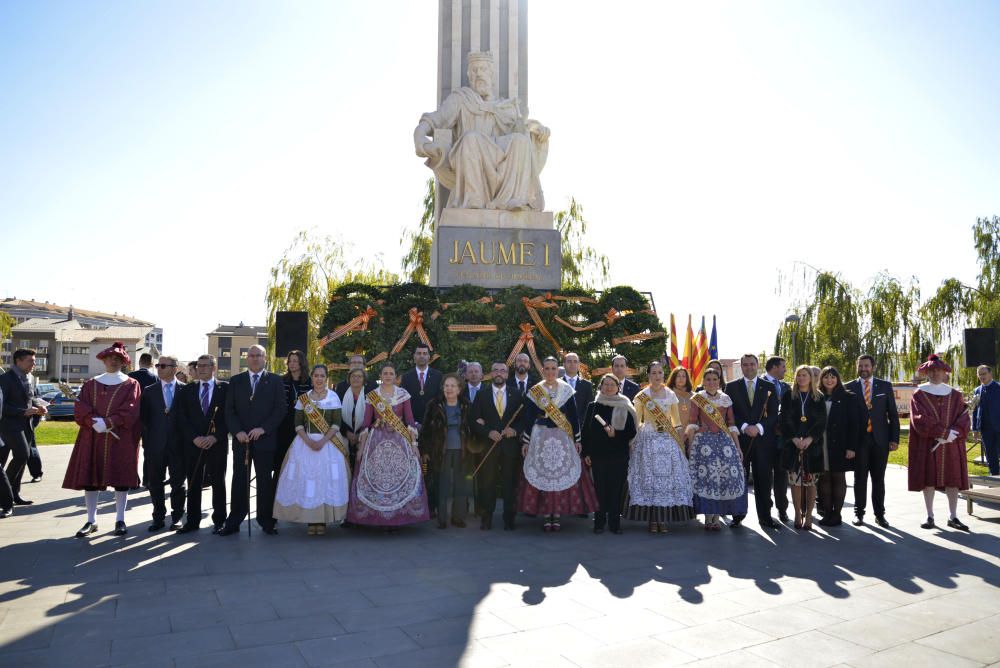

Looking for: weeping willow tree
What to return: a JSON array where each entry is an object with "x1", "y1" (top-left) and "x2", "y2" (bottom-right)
[
  {"x1": 861, "y1": 273, "x2": 931, "y2": 381},
  {"x1": 922, "y1": 215, "x2": 1000, "y2": 389},
  {"x1": 774, "y1": 269, "x2": 861, "y2": 372},
  {"x1": 265, "y1": 230, "x2": 399, "y2": 367}
]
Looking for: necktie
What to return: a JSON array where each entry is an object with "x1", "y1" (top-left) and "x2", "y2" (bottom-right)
[
  {"x1": 747, "y1": 379, "x2": 755, "y2": 404},
  {"x1": 164, "y1": 383, "x2": 174, "y2": 409},
  {"x1": 201, "y1": 382, "x2": 211, "y2": 415},
  {"x1": 251, "y1": 373, "x2": 260, "y2": 395},
  {"x1": 470, "y1": 385, "x2": 477, "y2": 402},
  {"x1": 864, "y1": 380, "x2": 873, "y2": 433},
  {"x1": 519, "y1": 380, "x2": 526, "y2": 395},
  {"x1": 495, "y1": 389, "x2": 505, "y2": 416},
  {"x1": 570, "y1": 377, "x2": 576, "y2": 389},
  {"x1": 419, "y1": 370, "x2": 425, "y2": 390}
]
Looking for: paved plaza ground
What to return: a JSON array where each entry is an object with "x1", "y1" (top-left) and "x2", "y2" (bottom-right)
[{"x1": 1, "y1": 444, "x2": 998, "y2": 667}]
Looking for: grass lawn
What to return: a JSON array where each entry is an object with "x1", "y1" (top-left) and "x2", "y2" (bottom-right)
[
  {"x1": 888, "y1": 432, "x2": 991, "y2": 477},
  {"x1": 36, "y1": 420, "x2": 79, "y2": 446}
]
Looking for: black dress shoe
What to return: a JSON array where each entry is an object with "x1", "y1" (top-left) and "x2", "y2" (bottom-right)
[
  {"x1": 874, "y1": 516, "x2": 890, "y2": 528},
  {"x1": 216, "y1": 526, "x2": 240, "y2": 536},
  {"x1": 75, "y1": 522, "x2": 97, "y2": 537},
  {"x1": 760, "y1": 519, "x2": 781, "y2": 529},
  {"x1": 778, "y1": 511, "x2": 790, "y2": 522},
  {"x1": 593, "y1": 526, "x2": 605, "y2": 534},
  {"x1": 262, "y1": 526, "x2": 278, "y2": 535},
  {"x1": 211, "y1": 524, "x2": 224, "y2": 534},
  {"x1": 730, "y1": 517, "x2": 743, "y2": 528},
  {"x1": 30, "y1": 474, "x2": 43, "y2": 483},
  {"x1": 920, "y1": 517, "x2": 936, "y2": 530},
  {"x1": 947, "y1": 518, "x2": 970, "y2": 531},
  {"x1": 611, "y1": 527, "x2": 624, "y2": 535},
  {"x1": 113, "y1": 521, "x2": 128, "y2": 536},
  {"x1": 176, "y1": 525, "x2": 200, "y2": 534},
  {"x1": 0, "y1": 508, "x2": 12, "y2": 518},
  {"x1": 13, "y1": 497, "x2": 33, "y2": 506},
  {"x1": 852, "y1": 516, "x2": 865, "y2": 526},
  {"x1": 148, "y1": 521, "x2": 165, "y2": 532}
]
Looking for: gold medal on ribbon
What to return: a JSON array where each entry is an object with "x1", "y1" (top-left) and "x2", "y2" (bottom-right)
[{"x1": 800, "y1": 415, "x2": 808, "y2": 423}]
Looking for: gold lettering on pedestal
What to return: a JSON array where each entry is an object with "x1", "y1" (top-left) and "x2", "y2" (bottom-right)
[
  {"x1": 448, "y1": 238, "x2": 554, "y2": 269},
  {"x1": 498, "y1": 242, "x2": 516, "y2": 265},
  {"x1": 520, "y1": 242, "x2": 534, "y2": 266}
]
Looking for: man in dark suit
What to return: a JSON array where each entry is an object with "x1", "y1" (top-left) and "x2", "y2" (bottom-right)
[
  {"x1": 507, "y1": 353, "x2": 538, "y2": 398},
  {"x1": 846, "y1": 354, "x2": 900, "y2": 528},
  {"x1": 461, "y1": 362, "x2": 485, "y2": 404},
  {"x1": 399, "y1": 344, "x2": 442, "y2": 425},
  {"x1": 220, "y1": 344, "x2": 287, "y2": 536},
  {"x1": 176, "y1": 354, "x2": 229, "y2": 533},
  {"x1": 762, "y1": 356, "x2": 791, "y2": 522},
  {"x1": 334, "y1": 354, "x2": 377, "y2": 399},
  {"x1": 128, "y1": 353, "x2": 159, "y2": 389},
  {"x1": 470, "y1": 361, "x2": 523, "y2": 530},
  {"x1": 0, "y1": 349, "x2": 46, "y2": 507},
  {"x1": 140, "y1": 355, "x2": 187, "y2": 531},
  {"x1": 973, "y1": 364, "x2": 1000, "y2": 475},
  {"x1": 726, "y1": 353, "x2": 780, "y2": 529},
  {"x1": 562, "y1": 352, "x2": 593, "y2": 418},
  {"x1": 612, "y1": 355, "x2": 640, "y2": 401},
  {"x1": 0, "y1": 384, "x2": 10, "y2": 517}
]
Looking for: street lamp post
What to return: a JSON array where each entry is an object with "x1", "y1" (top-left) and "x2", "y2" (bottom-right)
[{"x1": 784, "y1": 314, "x2": 801, "y2": 368}]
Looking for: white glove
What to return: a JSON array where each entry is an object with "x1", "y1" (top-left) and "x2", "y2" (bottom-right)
[
  {"x1": 92, "y1": 417, "x2": 108, "y2": 433},
  {"x1": 946, "y1": 429, "x2": 959, "y2": 443}
]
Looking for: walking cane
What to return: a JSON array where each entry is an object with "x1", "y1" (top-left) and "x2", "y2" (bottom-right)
[
  {"x1": 187, "y1": 407, "x2": 218, "y2": 490},
  {"x1": 245, "y1": 439, "x2": 253, "y2": 538},
  {"x1": 472, "y1": 405, "x2": 523, "y2": 479}
]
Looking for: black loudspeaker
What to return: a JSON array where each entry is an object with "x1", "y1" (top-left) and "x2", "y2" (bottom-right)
[
  {"x1": 963, "y1": 328, "x2": 996, "y2": 368},
  {"x1": 275, "y1": 311, "x2": 309, "y2": 358}
]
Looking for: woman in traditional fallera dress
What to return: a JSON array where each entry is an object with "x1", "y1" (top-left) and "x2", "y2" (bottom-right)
[
  {"x1": 63, "y1": 342, "x2": 142, "y2": 538},
  {"x1": 625, "y1": 362, "x2": 694, "y2": 533},
  {"x1": 518, "y1": 356, "x2": 598, "y2": 531},
  {"x1": 273, "y1": 365, "x2": 351, "y2": 535},
  {"x1": 779, "y1": 365, "x2": 827, "y2": 531},
  {"x1": 582, "y1": 373, "x2": 637, "y2": 535},
  {"x1": 666, "y1": 366, "x2": 693, "y2": 440},
  {"x1": 909, "y1": 355, "x2": 972, "y2": 531},
  {"x1": 346, "y1": 363, "x2": 430, "y2": 530},
  {"x1": 686, "y1": 367, "x2": 746, "y2": 531}
]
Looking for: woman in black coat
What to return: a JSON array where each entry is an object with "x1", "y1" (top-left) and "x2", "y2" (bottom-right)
[
  {"x1": 817, "y1": 366, "x2": 863, "y2": 527},
  {"x1": 418, "y1": 374, "x2": 474, "y2": 528},
  {"x1": 581, "y1": 374, "x2": 637, "y2": 534},
  {"x1": 780, "y1": 365, "x2": 827, "y2": 530}
]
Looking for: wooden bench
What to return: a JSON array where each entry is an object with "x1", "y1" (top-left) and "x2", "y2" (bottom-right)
[{"x1": 962, "y1": 475, "x2": 1000, "y2": 515}]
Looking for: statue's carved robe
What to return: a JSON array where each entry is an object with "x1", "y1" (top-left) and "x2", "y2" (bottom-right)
[{"x1": 420, "y1": 87, "x2": 547, "y2": 211}]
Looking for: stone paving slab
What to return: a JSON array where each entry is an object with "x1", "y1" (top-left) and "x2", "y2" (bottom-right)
[{"x1": 1, "y1": 445, "x2": 998, "y2": 667}]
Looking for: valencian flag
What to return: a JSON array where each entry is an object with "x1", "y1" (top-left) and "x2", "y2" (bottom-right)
[
  {"x1": 682, "y1": 314, "x2": 695, "y2": 371},
  {"x1": 692, "y1": 316, "x2": 711, "y2": 386},
  {"x1": 709, "y1": 315, "x2": 719, "y2": 361},
  {"x1": 669, "y1": 314, "x2": 681, "y2": 370}
]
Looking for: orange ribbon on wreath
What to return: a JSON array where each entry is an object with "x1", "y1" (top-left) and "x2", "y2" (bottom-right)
[
  {"x1": 611, "y1": 331, "x2": 667, "y2": 345},
  {"x1": 553, "y1": 308, "x2": 624, "y2": 333},
  {"x1": 506, "y1": 323, "x2": 545, "y2": 375},
  {"x1": 521, "y1": 294, "x2": 562, "y2": 355},
  {"x1": 318, "y1": 306, "x2": 378, "y2": 347},
  {"x1": 390, "y1": 307, "x2": 433, "y2": 355},
  {"x1": 447, "y1": 324, "x2": 498, "y2": 333}
]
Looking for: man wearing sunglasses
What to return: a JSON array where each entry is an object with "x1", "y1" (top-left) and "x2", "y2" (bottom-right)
[{"x1": 140, "y1": 355, "x2": 187, "y2": 531}]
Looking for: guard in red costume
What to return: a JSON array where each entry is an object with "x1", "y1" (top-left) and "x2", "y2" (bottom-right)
[
  {"x1": 62, "y1": 342, "x2": 142, "y2": 537},
  {"x1": 908, "y1": 354, "x2": 971, "y2": 531}
]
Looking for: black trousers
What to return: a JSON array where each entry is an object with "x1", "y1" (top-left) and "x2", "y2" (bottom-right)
[
  {"x1": 736, "y1": 438, "x2": 776, "y2": 522},
  {"x1": 0, "y1": 429, "x2": 31, "y2": 499},
  {"x1": 227, "y1": 442, "x2": 275, "y2": 530},
  {"x1": 771, "y1": 437, "x2": 788, "y2": 514},
  {"x1": 475, "y1": 440, "x2": 520, "y2": 521},
  {"x1": 591, "y1": 455, "x2": 628, "y2": 531},
  {"x1": 854, "y1": 433, "x2": 889, "y2": 518},
  {"x1": 981, "y1": 428, "x2": 1000, "y2": 475},
  {"x1": 184, "y1": 441, "x2": 228, "y2": 528},
  {"x1": 143, "y1": 446, "x2": 186, "y2": 523}
]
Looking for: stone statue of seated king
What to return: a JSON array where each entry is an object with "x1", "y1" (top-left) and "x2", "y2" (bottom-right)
[{"x1": 414, "y1": 51, "x2": 550, "y2": 212}]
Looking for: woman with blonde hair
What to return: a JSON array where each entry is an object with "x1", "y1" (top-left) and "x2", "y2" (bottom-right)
[{"x1": 780, "y1": 365, "x2": 827, "y2": 530}]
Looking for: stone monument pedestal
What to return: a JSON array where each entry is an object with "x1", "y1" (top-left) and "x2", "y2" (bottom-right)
[{"x1": 430, "y1": 209, "x2": 561, "y2": 290}]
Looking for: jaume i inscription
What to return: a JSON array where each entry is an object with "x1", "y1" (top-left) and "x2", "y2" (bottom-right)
[{"x1": 437, "y1": 226, "x2": 561, "y2": 289}]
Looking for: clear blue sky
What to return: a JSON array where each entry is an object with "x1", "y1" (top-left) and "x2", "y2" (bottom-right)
[{"x1": 1, "y1": 1, "x2": 998, "y2": 360}]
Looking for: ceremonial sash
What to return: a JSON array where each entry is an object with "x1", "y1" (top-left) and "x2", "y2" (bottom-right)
[
  {"x1": 366, "y1": 390, "x2": 414, "y2": 445},
  {"x1": 635, "y1": 393, "x2": 674, "y2": 431},
  {"x1": 529, "y1": 384, "x2": 575, "y2": 440},
  {"x1": 298, "y1": 392, "x2": 350, "y2": 459},
  {"x1": 691, "y1": 393, "x2": 738, "y2": 447}
]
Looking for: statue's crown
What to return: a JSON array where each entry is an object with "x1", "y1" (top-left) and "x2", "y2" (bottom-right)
[{"x1": 467, "y1": 51, "x2": 495, "y2": 66}]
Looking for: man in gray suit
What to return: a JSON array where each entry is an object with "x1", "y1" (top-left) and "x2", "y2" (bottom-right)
[
  {"x1": 219, "y1": 345, "x2": 287, "y2": 536},
  {"x1": 846, "y1": 354, "x2": 901, "y2": 528}
]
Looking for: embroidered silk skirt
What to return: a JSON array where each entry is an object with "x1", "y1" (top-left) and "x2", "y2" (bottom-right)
[
  {"x1": 689, "y1": 431, "x2": 748, "y2": 515},
  {"x1": 346, "y1": 427, "x2": 430, "y2": 526},
  {"x1": 273, "y1": 433, "x2": 350, "y2": 524},
  {"x1": 624, "y1": 427, "x2": 694, "y2": 522},
  {"x1": 517, "y1": 426, "x2": 598, "y2": 515}
]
